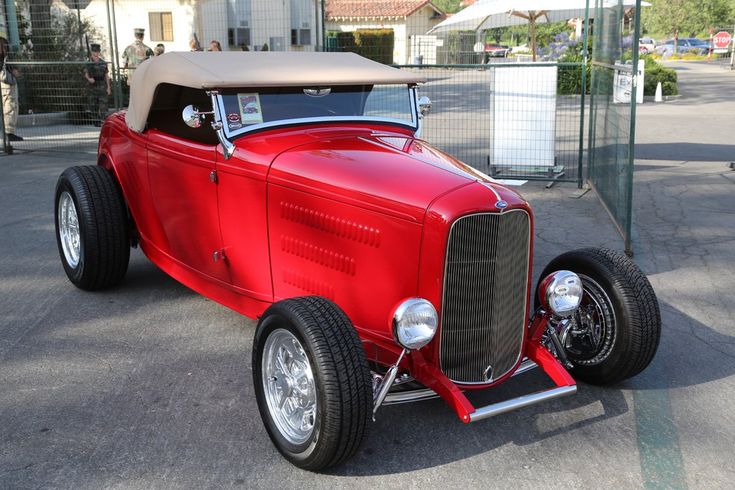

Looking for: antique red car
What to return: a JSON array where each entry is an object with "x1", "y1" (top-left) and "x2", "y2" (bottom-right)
[{"x1": 54, "y1": 52, "x2": 660, "y2": 471}]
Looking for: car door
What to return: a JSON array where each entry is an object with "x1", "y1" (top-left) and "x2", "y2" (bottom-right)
[
  {"x1": 214, "y1": 144, "x2": 273, "y2": 302},
  {"x1": 147, "y1": 129, "x2": 230, "y2": 283}
]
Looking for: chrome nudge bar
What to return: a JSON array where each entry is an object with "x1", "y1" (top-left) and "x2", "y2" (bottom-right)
[
  {"x1": 407, "y1": 312, "x2": 577, "y2": 424},
  {"x1": 468, "y1": 385, "x2": 577, "y2": 422}
]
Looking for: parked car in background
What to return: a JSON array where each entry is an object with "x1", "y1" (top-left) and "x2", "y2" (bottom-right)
[
  {"x1": 53, "y1": 51, "x2": 661, "y2": 471},
  {"x1": 655, "y1": 38, "x2": 710, "y2": 56},
  {"x1": 639, "y1": 37, "x2": 656, "y2": 54},
  {"x1": 484, "y1": 43, "x2": 511, "y2": 61}
]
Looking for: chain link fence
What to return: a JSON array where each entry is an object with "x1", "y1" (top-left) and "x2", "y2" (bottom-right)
[
  {"x1": 0, "y1": 1, "x2": 616, "y2": 189},
  {"x1": 0, "y1": 0, "x2": 591, "y2": 186},
  {"x1": 398, "y1": 63, "x2": 586, "y2": 185},
  {"x1": 587, "y1": 0, "x2": 641, "y2": 254}
]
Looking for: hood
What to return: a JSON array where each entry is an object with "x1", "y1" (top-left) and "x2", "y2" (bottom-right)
[{"x1": 268, "y1": 132, "x2": 521, "y2": 222}]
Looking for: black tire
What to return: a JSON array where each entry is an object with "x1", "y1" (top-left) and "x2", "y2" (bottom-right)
[
  {"x1": 252, "y1": 297, "x2": 372, "y2": 471},
  {"x1": 54, "y1": 166, "x2": 130, "y2": 290},
  {"x1": 536, "y1": 248, "x2": 661, "y2": 385}
]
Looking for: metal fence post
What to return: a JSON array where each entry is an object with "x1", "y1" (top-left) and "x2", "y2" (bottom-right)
[
  {"x1": 321, "y1": 0, "x2": 326, "y2": 53},
  {"x1": 105, "y1": 0, "x2": 121, "y2": 110},
  {"x1": 577, "y1": 0, "x2": 591, "y2": 188},
  {"x1": 5, "y1": 0, "x2": 21, "y2": 49},
  {"x1": 0, "y1": 81, "x2": 7, "y2": 154},
  {"x1": 623, "y1": 0, "x2": 643, "y2": 256}
]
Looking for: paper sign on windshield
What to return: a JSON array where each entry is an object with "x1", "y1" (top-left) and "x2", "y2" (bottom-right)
[{"x1": 237, "y1": 93, "x2": 263, "y2": 124}]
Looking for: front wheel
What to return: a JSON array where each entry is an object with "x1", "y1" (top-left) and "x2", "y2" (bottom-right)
[
  {"x1": 252, "y1": 297, "x2": 372, "y2": 471},
  {"x1": 536, "y1": 248, "x2": 661, "y2": 385}
]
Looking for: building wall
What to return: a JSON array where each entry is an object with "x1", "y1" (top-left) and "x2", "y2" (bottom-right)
[
  {"x1": 197, "y1": 0, "x2": 230, "y2": 50},
  {"x1": 84, "y1": 0, "x2": 196, "y2": 60},
  {"x1": 326, "y1": 6, "x2": 442, "y2": 64},
  {"x1": 325, "y1": 19, "x2": 407, "y2": 64},
  {"x1": 83, "y1": 0, "x2": 319, "y2": 61},
  {"x1": 406, "y1": 6, "x2": 443, "y2": 64}
]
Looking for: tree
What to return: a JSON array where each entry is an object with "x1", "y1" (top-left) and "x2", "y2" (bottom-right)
[
  {"x1": 432, "y1": 0, "x2": 462, "y2": 15},
  {"x1": 643, "y1": 0, "x2": 734, "y2": 42}
]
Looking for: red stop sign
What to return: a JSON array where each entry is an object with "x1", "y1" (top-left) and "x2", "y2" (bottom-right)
[{"x1": 713, "y1": 31, "x2": 732, "y2": 49}]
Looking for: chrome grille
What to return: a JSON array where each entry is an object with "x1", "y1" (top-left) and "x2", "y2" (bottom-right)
[{"x1": 440, "y1": 211, "x2": 530, "y2": 384}]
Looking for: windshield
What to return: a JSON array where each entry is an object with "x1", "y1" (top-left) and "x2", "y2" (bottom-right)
[{"x1": 217, "y1": 84, "x2": 417, "y2": 137}]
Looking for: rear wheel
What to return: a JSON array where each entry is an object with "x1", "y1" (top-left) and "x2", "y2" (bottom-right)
[
  {"x1": 253, "y1": 297, "x2": 372, "y2": 470},
  {"x1": 55, "y1": 166, "x2": 130, "y2": 290},
  {"x1": 536, "y1": 248, "x2": 661, "y2": 385}
]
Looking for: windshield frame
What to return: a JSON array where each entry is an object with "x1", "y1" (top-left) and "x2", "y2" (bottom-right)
[{"x1": 214, "y1": 84, "x2": 420, "y2": 139}]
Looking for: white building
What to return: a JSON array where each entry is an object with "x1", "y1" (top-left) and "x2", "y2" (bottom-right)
[
  {"x1": 76, "y1": 0, "x2": 323, "y2": 64},
  {"x1": 325, "y1": 0, "x2": 444, "y2": 65}
]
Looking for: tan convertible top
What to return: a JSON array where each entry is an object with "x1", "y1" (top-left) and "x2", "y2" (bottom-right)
[{"x1": 125, "y1": 51, "x2": 426, "y2": 132}]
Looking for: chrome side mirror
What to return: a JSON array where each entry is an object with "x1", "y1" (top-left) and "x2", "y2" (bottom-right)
[
  {"x1": 418, "y1": 96, "x2": 432, "y2": 117},
  {"x1": 182, "y1": 104, "x2": 204, "y2": 128}
]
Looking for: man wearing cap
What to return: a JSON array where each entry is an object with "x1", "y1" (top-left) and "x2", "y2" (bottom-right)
[
  {"x1": 84, "y1": 43, "x2": 111, "y2": 126},
  {"x1": 122, "y1": 28, "x2": 153, "y2": 85}
]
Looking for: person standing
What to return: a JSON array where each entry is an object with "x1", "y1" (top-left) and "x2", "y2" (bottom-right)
[
  {"x1": 209, "y1": 40, "x2": 222, "y2": 52},
  {"x1": 121, "y1": 28, "x2": 153, "y2": 85},
  {"x1": 0, "y1": 36, "x2": 22, "y2": 142},
  {"x1": 83, "y1": 43, "x2": 111, "y2": 127}
]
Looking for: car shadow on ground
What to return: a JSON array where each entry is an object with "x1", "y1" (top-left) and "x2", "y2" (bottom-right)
[
  {"x1": 326, "y1": 299, "x2": 735, "y2": 476},
  {"x1": 4, "y1": 255, "x2": 735, "y2": 482}
]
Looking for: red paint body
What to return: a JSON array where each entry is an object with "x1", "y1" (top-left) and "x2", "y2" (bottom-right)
[{"x1": 99, "y1": 113, "x2": 574, "y2": 422}]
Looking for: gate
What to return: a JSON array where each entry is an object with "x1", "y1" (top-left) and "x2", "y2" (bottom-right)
[{"x1": 587, "y1": 0, "x2": 642, "y2": 255}]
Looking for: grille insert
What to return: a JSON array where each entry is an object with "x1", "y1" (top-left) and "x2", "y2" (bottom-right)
[{"x1": 440, "y1": 211, "x2": 530, "y2": 384}]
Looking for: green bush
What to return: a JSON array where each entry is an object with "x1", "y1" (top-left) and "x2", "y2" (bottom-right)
[
  {"x1": 354, "y1": 29, "x2": 394, "y2": 64},
  {"x1": 643, "y1": 58, "x2": 678, "y2": 96},
  {"x1": 557, "y1": 51, "x2": 591, "y2": 95},
  {"x1": 333, "y1": 29, "x2": 394, "y2": 64}
]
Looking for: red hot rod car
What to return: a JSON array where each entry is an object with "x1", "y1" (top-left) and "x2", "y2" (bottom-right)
[{"x1": 54, "y1": 52, "x2": 660, "y2": 470}]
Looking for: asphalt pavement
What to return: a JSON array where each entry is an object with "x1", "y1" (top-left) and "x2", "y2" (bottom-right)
[{"x1": 1, "y1": 61, "x2": 734, "y2": 489}]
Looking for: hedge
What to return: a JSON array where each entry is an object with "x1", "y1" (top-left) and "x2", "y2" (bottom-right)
[
  {"x1": 333, "y1": 29, "x2": 394, "y2": 64},
  {"x1": 642, "y1": 56, "x2": 678, "y2": 96}
]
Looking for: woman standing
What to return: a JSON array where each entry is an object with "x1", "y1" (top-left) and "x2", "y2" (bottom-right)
[{"x1": 0, "y1": 37, "x2": 22, "y2": 141}]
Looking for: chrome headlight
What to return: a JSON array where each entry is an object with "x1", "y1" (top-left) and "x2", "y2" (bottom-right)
[
  {"x1": 392, "y1": 298, "x2": 438, "y2": 350},
  {"x1": 539, "y1": 270, "x2": 583, "y2": 318}
]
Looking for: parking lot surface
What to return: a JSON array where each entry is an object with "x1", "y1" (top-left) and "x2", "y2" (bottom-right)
[{"x1": 1, "y1": 62, "x2": 734, "y2": 489}]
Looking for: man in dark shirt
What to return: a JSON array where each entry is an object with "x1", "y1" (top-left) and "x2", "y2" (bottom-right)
[{"x1": 84, "y1": 43, "x2": 111, "y2": 126}]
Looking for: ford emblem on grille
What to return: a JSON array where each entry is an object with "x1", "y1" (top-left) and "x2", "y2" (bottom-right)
[{"x1": 495, "y1": 200, "x2": 508, "y2": 209}]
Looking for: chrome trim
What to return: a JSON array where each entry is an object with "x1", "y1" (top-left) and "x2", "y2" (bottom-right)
[
  {"x1": 392, "y1": 298, "x2": 438, "y2": 351},
  {"x1": 439, "y1": 210, "x2": 531, "y2": 385},
  {"x1": 372, "y1": 349, "x2": 407, "y2": 419},
  {"x1": 383, "y1": 388, "x2": 439, "y2": 405},
  {"x1": 381, "y1": 359, "x2": 537, "y2": 407},
  {"x1": 469, "y1": 385, "x2": 577, "y2": 422},
  {"x1": 215, "y1": 85, "x2": 419, "y2": 140},
  {"x1": 412, "y1": 87, "x2": 423, "y2": 138},
  {"x1": 567, "y1": 274, "x2": 618, "y2": 366},
  {"x1": 477, "y1": 181, "x2": 502, "y2": 201},
  {"x1": 511, "y1": 358, "x2": 538, "y2": 377},
  {"x1": 210, "y1": 91, "x2": 235, "y2": 160},
  {"x1": 262, "y1": 328, "x2": 317, "y2": 445},
  {"x1": 418, "y1": 95, "x2": 432, "y2": 116},
  {"x1": 181, "y1": 104, "x2": 211, "y2": 128},
  {"x1": 58, "y1": 191, "x2": 81, "y2": 268}
]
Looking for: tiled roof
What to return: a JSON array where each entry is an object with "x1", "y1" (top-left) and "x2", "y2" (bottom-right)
[{"x1": 325, "y1": 0, "x2": 442, "y2": 20}]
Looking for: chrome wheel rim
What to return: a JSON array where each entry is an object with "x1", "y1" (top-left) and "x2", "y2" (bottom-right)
[
  {"x1": 58, "y1": 192, "x2": 81, "y2": 268},
  {"x1": 262, "y1": 329, "x2": 317, "y2": 445},
  {"x1": 563, "y1": 274, "x2": 617, "y2": 366}
]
